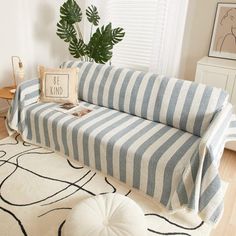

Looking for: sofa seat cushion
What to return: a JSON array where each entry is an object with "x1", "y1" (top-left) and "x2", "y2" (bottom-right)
[{"x1": 22, "y1": 101, "x2": 200, "y2": 207}]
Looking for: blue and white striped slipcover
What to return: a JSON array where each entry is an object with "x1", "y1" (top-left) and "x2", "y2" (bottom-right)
[
  {"x1": 62, "y1": 61, "x2": 229, "y2": 137},
  {"x1": 7, "y1": 62, "x2": 236, "y2": 225}
]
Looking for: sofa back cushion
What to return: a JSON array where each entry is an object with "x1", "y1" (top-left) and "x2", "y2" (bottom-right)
[{"x1": 63, "y1": 61, "x2": 229, "y2": 137}]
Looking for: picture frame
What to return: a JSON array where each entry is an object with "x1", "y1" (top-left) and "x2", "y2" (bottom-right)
[{"x1": 209, "y1": 3, "x2": 236, "y2": 60}]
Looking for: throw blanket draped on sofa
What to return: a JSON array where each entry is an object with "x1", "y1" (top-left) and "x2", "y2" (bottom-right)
[{"x1": 7, "y1": 61, "x2": 236, "y2": 225}]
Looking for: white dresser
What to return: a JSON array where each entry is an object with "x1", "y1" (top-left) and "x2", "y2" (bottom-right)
[{"x1": 195, "y1": 56, "x2": 236, "y2": 151}]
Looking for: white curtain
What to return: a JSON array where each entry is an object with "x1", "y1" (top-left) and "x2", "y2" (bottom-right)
[{"x1": 84, "y1": 0, "x2": 189, "y2": 77}]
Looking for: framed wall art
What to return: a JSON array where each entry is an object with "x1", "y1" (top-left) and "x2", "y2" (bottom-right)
[{"x1": 209, "y1": 3, "x2": 236, "y2": 60}]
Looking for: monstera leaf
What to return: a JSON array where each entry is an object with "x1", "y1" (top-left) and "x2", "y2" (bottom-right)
[
  {"x1": 60, "y1": 0, "x2": 82, "y2": 24},
  {"x1": 112, "y1": 27, "x2": 125, "y2": 45},
  {"x1": 57, "y1": 0, "x2": 125, "y2": 63},
  {"x1": 86, "y1": 5, "x2": 100, "y2": 26},
  {"x1": 87, "y1": 23, "x2": 114, "y2": 63},
  {"x1": 57, "y1": 20, "x2": 76, "y2": 43},
  {"x1": 69, "y1": 38, "x2": 87, "y2": 58}
]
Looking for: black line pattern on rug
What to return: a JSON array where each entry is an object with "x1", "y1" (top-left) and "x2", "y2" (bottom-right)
[
  {"x1": 148, "y1": 228, "x2": 191, "y2": 236},
  {"x1": 38, "y1": 207, "x2": 72, "y2": 218},
  {"x1": 40, "y1": 170, "x2": 93, "y2": 206},
  {"x1": 0, "y1": 146, "x2": 42, "y2": 168},
  {"x1": 41, "y1": 172, "x2": 97, "y2": 206},
  {"x1": 100, "y1": 177, "x2": 117, "y2": 195},
  {"x1": 145, "y1": 213, "x2": 204, "y2": 230},
  {"x1": 22, "y1": 141, "x2": 31, "y2": 147},
  {"x1": 0, "y1": 156, "x2": 95, "y2": 206},
  {"x1": 67, "y1": 159, "x2": 84, "y2": 169},
  {"x1": 125, "y1": 189, "x2": 132, "y2": 196},
  {"x1": 0, "y1": 206, "x2": 27, "y2": 236},
  {"x1": 58, "y1": 220, "x2": 66, "y2": 236},
  {"x1": 0, "y1": 133, "x2": 20, "y2": 146},
  {"x1": 0, "y1": 150, "x2": 6, "y2": 158}
]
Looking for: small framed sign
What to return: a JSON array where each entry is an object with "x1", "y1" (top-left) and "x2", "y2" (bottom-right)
[
  {"x1": 209, "y1": 3, "x2": 236, "y2": 60},
  {"x1": 39, "y1": 66, "x2": 79, "y2": 104},
  {"x1": 45, "y1": 73, "x2": 69, "y2": 98}
]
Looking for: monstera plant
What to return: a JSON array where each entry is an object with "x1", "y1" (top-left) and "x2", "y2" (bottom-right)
[{"x1": 57, "y1": 0, "x2": 125, "y2": 64}]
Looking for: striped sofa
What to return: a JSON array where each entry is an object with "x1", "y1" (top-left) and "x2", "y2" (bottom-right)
[{"x1": 7, "y1": 61, "x2": 236, "y2": 225}]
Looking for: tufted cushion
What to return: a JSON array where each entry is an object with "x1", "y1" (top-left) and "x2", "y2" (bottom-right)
[
  {"x1": 62, "y1": 61, "x2": 229, "y2": 137},
  {"x1": 64, "y1": 193, "x2": 147, "y2": 236}
]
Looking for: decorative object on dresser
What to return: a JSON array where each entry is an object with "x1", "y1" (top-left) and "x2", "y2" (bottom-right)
[
  {"x1": 209, "y1": 3, "x2": 236, "y2": 60},
  {"x1": 56, "y1": 0, "x2": 125, "y2": 64},
  {"x1": 195, "y1": 56, "x2": 236, "y2": 151}
]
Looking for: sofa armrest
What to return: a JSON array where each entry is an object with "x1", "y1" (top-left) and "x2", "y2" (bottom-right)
[
  {"x1": 189, "y1": 103, "x2": 235, "y2": 223},
  {"x1": 6, "y1": 79, "x2": 40, "y2": 134},
  {"x1": 199, "y1": 103, "x2": 234, "y2": 165}
]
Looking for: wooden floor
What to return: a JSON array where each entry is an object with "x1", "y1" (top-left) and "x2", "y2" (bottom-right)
[
  {"x1": 0, "y1": 114, "x2": 8, "y2": 139},
  {"x1": 0, "y1": 114, "x2": 236, "y2": 235}
]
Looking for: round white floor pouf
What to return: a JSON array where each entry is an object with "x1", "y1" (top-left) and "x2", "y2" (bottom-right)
[{"x1": 64, "y1": 193, "x2": 147, "y2": 236}]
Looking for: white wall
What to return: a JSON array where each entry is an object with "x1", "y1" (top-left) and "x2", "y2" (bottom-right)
[
  {"x1": 0, "y1": 0, "x2": 85, "y2": 111},
  {"x1": 180, "y1": 0, "x2": 236, "y2": 81}
]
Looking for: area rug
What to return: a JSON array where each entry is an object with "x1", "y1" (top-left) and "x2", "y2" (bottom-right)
[{"x1": 0, "y1": 134, "x2": 216, "y2": 236}]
